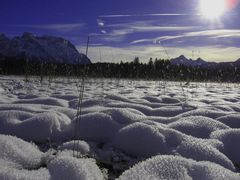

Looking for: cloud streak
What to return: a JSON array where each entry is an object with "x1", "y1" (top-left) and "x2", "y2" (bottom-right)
[
  {"x1": 99, "y1": 13, "x2": 199, "y2": 18},
  {"x1": 130, "y1": 29, "x2": 240, "y2": 47},
  {"x1": 155, "y1": 29, "x2": 240, "y2": 41},
  {"x1": 131, "y1": 26, "x2": 200, "y2": 32},
  {"x1": 99, "y1": 19, "x2": 201, "y2": 43}
]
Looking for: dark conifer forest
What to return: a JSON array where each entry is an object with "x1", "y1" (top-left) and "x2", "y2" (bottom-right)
[{"x1": 0, "y1": 57, "x2": 240, "y2": 82}]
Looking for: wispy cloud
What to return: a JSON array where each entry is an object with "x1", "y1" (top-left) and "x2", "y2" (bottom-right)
[
  {"x1": 130, "y1": 39, "x2": 154, "y2": 44},
  {"x1": 131, "y1": 26, "x2": 200, "y2": 32},
  {"x1": 92, "y1": 28, "x2": 133, "y2": 43},
  {"x1": 105, "y1": 20, "x2": 199, "y2": 31},
  {"x1": 12, "y1": 23, "x2": 85, "y2": 33},
  {"x1": 97, "y1": 19, "x2": 105, "y2": 27},
  {"x1": 99, "y1": 19, "x2": 200, "y2": 43},
  {"x1": 99, "y1": 13, "x2": 199, "y2": 18},
  {"x1": 129, "y1": 29, "x2": 240, "y2": 47},
  {"x1": 155, "y1": 29, "x2": 240, "y2": 42}
]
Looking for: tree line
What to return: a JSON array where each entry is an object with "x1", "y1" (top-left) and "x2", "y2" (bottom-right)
[{"x1": 0, "y1": 57, "x2": 240, "y2": 82}]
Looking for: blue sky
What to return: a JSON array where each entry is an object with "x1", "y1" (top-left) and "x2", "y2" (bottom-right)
[{"x1": 1, "y1": 0, "x2": 240, "y2": 62}]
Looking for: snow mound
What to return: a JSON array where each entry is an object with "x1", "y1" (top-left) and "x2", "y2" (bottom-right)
[
  {"x1": 69, "y1": 99, "x2": 101, "y2": 109},
  {"x1": 152, "y1": 106, "x2": 193, "y2": 117},
  {"x1": 14, "y1": 97, "x2": 68, "y2": 107},
  {"x1": 168, "y1": 116, "x2": 229, "y2": 138},
  {"x1": 49, "y1": 156, "x2": 104, "y2": 180},
  {"x1": 18, "y1": 111, "x2": 72, "y2": 142},
  {"x1": 0, "y1": 111, "x2": 72, "y2": 142},
  {"x1": 118, "y1": 155, "x2": 239, "y2": 180},
  {"x1": 0, "y1": 110, "x2": 34, "y2": 134},
  {"x1": 176, "y1": 109, "x2": 228, "y2": 119},
  {"x1": 52, "y1": 94, "x2": 78, "y2": 101},
  {"x1": 0, "y1": 159, "x2": 50, "y2": 180},
  {"x1": 54, "y1": 107, "x2": 77, "y2": 120},
  {"x1": 112, "y1": 122, "x2": 235, "y2": 170},
  {"x1": 0, "y1": 104, "x2": 44, "y2": 113},
  {"x1": 211, "y1": 129, "x2": 240, "y2": 164},
  {"x1": 0, "y1": 135, "x2": 43, "y2": 169},
  {"x1": 112, "y1": 122, "x2": 179, "y2": 157},
  {"x1": 59, "y1": 140, "x2": 90, "y2": 155},
  {"x1": 176, "y1": 136, "x2": 235, "y2": 170},
  {"x1": 105, "y1": 94, "x2": 132, "y2": 103},
  {"x1": 142, "y1": 95, "x2": 162, "y2": 103},
  {"x1": 106, "y1": 102, "x2": 152, "y2": 115},
  {"x1": 103, "y1": 108, "x2": 146, "y2": 124},
  {"x1": 0, "y1": 110, "x2": 33, "y2": 122},
  {"x1": 77, "y1": 112, "x2": 121, "y2": 143},
  {"x1": 216, "y1": 114, "x2": 240, "y2": 128},
  {"x1": 80, "y1": 99, "x2": 103, "y2": 108},
  {"x1": 161, "y1": 96, "x2": 180, "y2": 104}
]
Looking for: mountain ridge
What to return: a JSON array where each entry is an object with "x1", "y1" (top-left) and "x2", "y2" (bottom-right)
[
  {"x1": 170, "y1": 55, "x2": 238, "y2": 67},
  {"x1": 0, "y1": 32, "x2": 91, "y2": 64}
]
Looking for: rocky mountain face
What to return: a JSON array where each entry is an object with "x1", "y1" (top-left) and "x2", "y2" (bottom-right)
[{"x1": 0, "y1": 32, "x2": 91, "y2": 64}]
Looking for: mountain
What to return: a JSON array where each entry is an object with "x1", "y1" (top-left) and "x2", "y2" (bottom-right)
[
  {"x1": 233, "y1": 58, "x2": 240, "y2": 66},
  {"x1": 171, "y1": 55, "x2": 191, "y2": 66},
  {"x1": 0, "y1": 32, "x2": 91, "y2": 64},
  {"x1": 170, "y1": 55, "x2": 238, "y2": 67},
  {"x1": 171, "y1": 55, "x2": 209, "y2": 67},
  {"x1": 194, "y1": 57, "x2": 209, "y2": 66}
]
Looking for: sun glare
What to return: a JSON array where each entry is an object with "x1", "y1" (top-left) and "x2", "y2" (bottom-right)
[{"x1": 200, "y1": 0, "x2": 227, "y2": 19}]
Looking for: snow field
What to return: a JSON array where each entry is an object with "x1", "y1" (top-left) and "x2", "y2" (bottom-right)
[{"x1": 1, "y1": 76, "x2": 240, "y2": 179}]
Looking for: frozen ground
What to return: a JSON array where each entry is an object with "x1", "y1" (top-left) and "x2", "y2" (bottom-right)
[{"x1": 0, "y1": 75, "x2": 240, "y2": 179}]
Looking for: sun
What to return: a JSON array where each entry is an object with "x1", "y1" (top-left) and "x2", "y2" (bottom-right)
[{"x1": 199, "y1": 0, "x2": 227, "y2": 19}]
